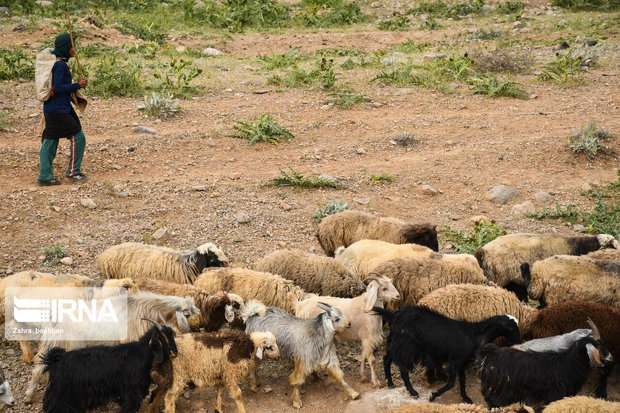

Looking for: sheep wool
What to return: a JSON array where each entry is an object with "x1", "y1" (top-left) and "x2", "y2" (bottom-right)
[
  {"x1": 542, "y1": 396, "x2": 620, "y2": 413},
  {"x1": 255, "y1": 249, "x2": 365, "y2": 298},
  {"x1": 394, "y1": 402, "x2": 534, "y2": 413},
  {"x1": 528, "y1": 255, "x2": 620, "y2": 307},
  {"x1": 417, "y1": 284, "x2": 538, "y2": 335},
  {"x1": 195, "y1": 267, "x2": 312, "y2": 313},
  {"x1": 316, "y1": 210, "x2": 438, "y2": 256},
  {"x1": 96, "y1": 242, "x2": 228, "y2": 284},
  {"x1": 335, "y1": 239, "x2": 435, "y2": 278},
  {"x1": 373, "y1": 256, "x2": 489, "y2": 310}
]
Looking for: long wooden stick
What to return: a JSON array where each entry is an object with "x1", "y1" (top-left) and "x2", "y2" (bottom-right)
[{"x1": 66, "y1": 1, "x2": 84, "y2": 79}]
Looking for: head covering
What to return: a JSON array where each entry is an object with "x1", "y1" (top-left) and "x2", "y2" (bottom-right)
[{"x1": 52, "y1": 33, "x2": 73, "y2": 60}]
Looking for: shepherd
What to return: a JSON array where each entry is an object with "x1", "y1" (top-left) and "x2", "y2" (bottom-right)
[{"x1": 37, "y1": 32, "x2": 89, "y2": 186}]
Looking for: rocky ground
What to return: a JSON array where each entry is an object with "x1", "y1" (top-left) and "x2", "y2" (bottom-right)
[{"x1": 1, "y1": 0, "x2": 620, "y2": 411}]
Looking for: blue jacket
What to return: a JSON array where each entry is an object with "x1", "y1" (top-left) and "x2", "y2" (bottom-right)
[{"x1": 43, "y1": 60, "x2": 81, "y2": 114}]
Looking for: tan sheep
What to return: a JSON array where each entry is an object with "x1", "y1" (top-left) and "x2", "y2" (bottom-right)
[
  {"x1": 96, "y1": 242, "x2": 229, "y2": 284},
  {"x1": 527, "y1": 255, "x2": 620, "y2": 308},
  {"x1": 541, "y1": 396, "x2": 620, "y2": 413},
  {"x1": 474, "y1": 233, "x2": 619, "y2": 301},
  {"x1": 373, "y1": 257, "x2": 490, "y2": 311},
  {"x1": 335, "y1": 239, "x2": 435, "y2": 278},
  {"x1": 255, "y1": 249, "x2": 365, "y2": 298},
  {"x1": 417, "y1": 284, "x2": 538, "y2": 335},
  {"x1": 195, "y1": 267, "x2": 313, "y2": 313},
  {"x1": 0, "y1": 270, "x2": 136, "y2": 363},
  {"x1": 393, "y1": 402, "x2": 533, "y2": 413},
  {"x1": 316, "y1": 210, "x2": 438, "y2": 256},
  {"x1": 586, "y1": 248, "x2": 620, "y2": 260}
]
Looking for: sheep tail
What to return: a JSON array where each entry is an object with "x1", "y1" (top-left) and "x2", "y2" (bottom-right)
[
  {"x1": 41, "y1": 347, "x2": 67, "y2": 372},
  {"x1": 371, "y1": 306, "x2": 394, "y2": 325}
]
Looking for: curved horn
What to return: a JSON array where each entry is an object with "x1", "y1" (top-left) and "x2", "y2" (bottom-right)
[
  {"x1": 587, "y1": 318, "x2": 601, "y2": 341},
  {"x1": 363, "y1": 272, "x2": 383, "y2": 284},
  {"x1": 142, "y1": 318, "x2": 163, "y2": 331}
]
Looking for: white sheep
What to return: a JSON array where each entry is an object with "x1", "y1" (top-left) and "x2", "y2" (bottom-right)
[{"x1": 295, "y1": 274, "x2": 400, "y2": 387}]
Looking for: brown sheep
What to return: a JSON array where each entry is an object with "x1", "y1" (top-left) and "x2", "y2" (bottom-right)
[
  {"x1": 255, "y1": 249, "x2": 365, "y2": 298},
  {"x1": 542, "y1": 396, "x2": 620, "y2": 413},
  {"x1": 316, "y1": 210, "x2": 438, "y2": 256},
  {"x1": 394, "y1": 402, "x2": 533, "y2": 413}
]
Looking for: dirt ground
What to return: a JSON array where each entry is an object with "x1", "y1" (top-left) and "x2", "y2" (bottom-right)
[{"x1": 1, "y1": 0, "x2": 620, "y2": 411}]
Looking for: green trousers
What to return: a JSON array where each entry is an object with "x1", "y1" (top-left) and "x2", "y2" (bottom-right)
[{"x1": 38, "y1": 130, "x2": 85, "y2": 181}]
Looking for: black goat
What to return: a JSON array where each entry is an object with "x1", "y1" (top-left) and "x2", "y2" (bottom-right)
[
  {"x1": 479, "y1": 318, "x2": 612, "y2": 409},
  {"x1": 373, "y1": 305, "x2": 520, "y2": 403},
  {"x1": 42, "y1": 318, "x2": 177, "y2": 413}
]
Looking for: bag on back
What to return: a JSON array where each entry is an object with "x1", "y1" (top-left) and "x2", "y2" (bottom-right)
[{"x1": 35, "y1": 48, "x2": 56, "y2": 102}]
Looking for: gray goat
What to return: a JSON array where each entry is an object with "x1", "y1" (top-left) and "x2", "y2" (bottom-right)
[
  {"x1": 512, "y1": 329, "x2": 592, "y2": 352},
  {"x1": 244, "y1": 301, "x2": 360, "y2": 408},
  {"x1": 0, "y1": 365, "x2": 14, "y2": 410}
]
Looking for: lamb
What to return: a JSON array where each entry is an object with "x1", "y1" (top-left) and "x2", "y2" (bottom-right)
[
  {"x1": 25, "y1": 291, "x2": 200, "y2": 403},
  {"x1": 417, "y1": 284, "x2": 539, "y2": 335},
  {"x1": 524, "y1": 254, "x2": 620, "y2": 307},
  {"x1": 542, "y1": 396, "x2": 620, "y2": 413},
  {"x1": 0, "y1": 365, "x2": 14, "y2": 410},
  {"x1": 255, "y1": 249, "x2": 365, "y2": 298},
  {"x1": 373, "y1": 257, "x2": 489, "y2": 310},
  {"x1": 393, "y1": 402, "x2": 534, "y2": 413},
  {"x1": 0, "y1": 270, "x2": 137, "y2": 364},
  {"x1": 374, "y1": 305, "x2": 520, "y2": 403},
  {"x1": 136, "y1": 278, "x2": 244, "y2": 331},
  {"x1": 512, "y1": 329, "x2": 592, "y2": 352},
  {"x1": 523, "y1": 300, "x2": 620, "y2": 398},
  {"x1": 474, "y1": 233, "x2": 619, "y2": 301},
  {"x1": 42, "y1": 318, "x2": 177, "y2": 413},
  {"x1": 97, "y1": 242, "x2": 229, "y2": 284},
  {"x1": 147, "y1": 330, "x2": 279, "y2": 413},
  {"x1": 295, "y1": 274, "x2": 400, "y2": 387},
  {"x1": 479, "y1": 319, "x2": 612, "y2": 409},
  {"x1": 245, "y1": 301, "x2": 360, "y2": 408},
  {"x1": 195, "y1": 267, "x2": 312, "y2": 313},
  {"x1": 334, "y1": 239, "x2": 435, "y2": 278}
]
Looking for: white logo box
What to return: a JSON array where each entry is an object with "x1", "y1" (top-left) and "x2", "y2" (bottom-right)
[{"x1": 5, "y1": 287, "x2": 128, "y2": 341}]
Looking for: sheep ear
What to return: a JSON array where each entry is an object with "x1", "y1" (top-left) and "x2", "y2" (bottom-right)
[
  {"x1": 175, "y1": 310, "x2": 191, "y2": 334},
  {"x1": 150, "y1": 335, "x2": 164, "y2": 364},
  {"x1": 256, "y1": 346, "x2": 264, "y2": 360},
  {"x1": 323, "y1": 317, "x2": 334, "y2": 333},
  {"x1": 586, "y1": 343, "x2": 603, "y2": 366},
  {"x1": 317, "y1": 302, "x2": 332, "y2": 312},
  {"x1": 225, "y1": 304, "x2": 235, "y2": 323},
  {"x1": 364, "y1": 283, "x2": 379, "y2": 312}
]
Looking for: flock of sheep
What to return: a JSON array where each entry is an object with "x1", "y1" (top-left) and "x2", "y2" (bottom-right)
[{"x1": 1, "y1": 209, "x2": 620, "y2": 412}]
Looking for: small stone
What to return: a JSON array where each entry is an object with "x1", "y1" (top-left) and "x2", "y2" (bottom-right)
[
  {"x1": 35, "y1": 0, "x2": 53, "y2": 6},
  {"x1": 152, "y1": 227, "x2": 171, "y2": 240},
  {"x1": 59, "y1": 257, "x2": 73, "y2": 266},
  {"x1": 280, "y1": 202, "x2": 292, "y2": 211},
  {"x1": 76, "y1": 238, "x2": 84, "y2": 244},
  {"x1": 53, "y1": 206, "x2": 61, "y2": 212},
  {"x1": 557, "y1": 41, "x2": 570, "y2": 50},
  {"x1": 392, "y1": 132, "x2": 418, "y2": 147},
  {"x1": 421, "y1": 184, "x2": 441, "y2": 196},
  {"x1": 370, "y1": 102, "x2": 382, "y2": 108},
  {"x1": 80, "y1": 198, "x2": 97, "y2": 209},
  {"x1": 581, "y1": 183, "x2": 593, "y2": 192},
  {"x1": 192, "y1": 185, "x2": 208, "y2": 192},
  {"x1": 355, "y1": 198, "x2": 371, "y2": 205},
  {"x1": 133, "y1": 126, "x2": 156, "y2": 134},
  {"x1": 263, "y1": 386, "x2": 273, "y2": 394},
  {"x1": 320, "y1": 104, "x2": 331, "y2": 111},
  {"x1": 512, "y1": 21, "x2": 523, "y2": 30},
  {"x1": 39, "y1": 255, "x2": 46, "y2": 262},
  {"x1": 534, "y1": 191, "x2": 554, "y2": 204},
  {"x1": 12, "y1": 23, "x2": 25, "y2": 32},
  {"x1": 119, "y1": 191, "x2": 129, "y2": 197},
  {"x1": 112, "y1": 164, "x2": 122, "y2": 170},
  {"x1": 0, "y1": 7, "x2": 9, "y2": 14},
  {"x1": 487, "y1": 185, "x2": 518, "y2": 205},
  {"x1": 175, "y1": 45, "x2": 186, "y2": 53},
  {"x1": 235, "y1": 212, "x2": 251, "y2": 224},
  {"x1": 585, "y1": 40, "x2": 598, "y2": 47},
  {"x1": 448, "y1": 214, "x2": 460, "y2": 220},
  {"x1": 277, "y1": 241, "x2": 286, "y2": 248},
  {"x1": 529, "y1": 93, "x2": 538, "y2": 99},
  {"x1": 511, "y1": 200, "x2": 535, "y2": 215},
  {"x1": 203, "y1": 47, "x2": 223, "y2": 56},
  {"x1": 573, "y1": 224, "x2": 587, "y2": 233},
  {"x1": 253, "y1": 89, "x2": 269, "y2": 94},
  {"x1": 370, "y1": 1, "x2": 380, "y2": 7},
  {"x1": 5, "y1": 268, "x2": 13, "y2": 275},
  {"x1": 423, "y1": 53, "x2": 446, "y2": 62},
  {"x1": 228, "y1": 172, "x2": 241, "y2": 180},
  {"x1": 356, "y1": 147, "x2": 366, "y2": 155}
]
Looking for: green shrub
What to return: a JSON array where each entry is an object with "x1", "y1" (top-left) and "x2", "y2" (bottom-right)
[
  {"x1": 377, "y1": 15, "x2": 411, "y2": 31},
  {"x1": 409, "y1": 0, "x2": 484, "y2": 19},
  {"x1": 192, "y1": 0, "x2": 290, "y2": 31},
  {"x1": 125, "y1": 42, "x2": 159, "y2": 59},
  {"x1": 268, "y1": 168, "x2": 344, "y2": 188},
  {"x1": 325, "y1": 92, "x2": 370, "y2": 108},
  {"x1": 151, "y1": 57, "x2": 202, "y2": 98},
  {"x1": 0, "y1": 108, "x2": 14, "y2": 131},
  {"x1": 43, "y1": 244, "x2": 67, "y2": 266},
  {"x1": 392, "y1": 39, "x2": 429, "y2": 53},
  {"x1": 539, "y1": 51, "x2": 589, "y2": 83},
  {"x1": 89, "y1": 55, "x2": 142, "y2": 99},
  {"x1": 552, "y1": 0, "x2": 619, "y2": 10},
  {"x1": 370, "y1": 173, "x2": 395, "y2": 183},
  {"x1": 568, "y1": 122, "x2": 613, "y2": 159},
  {"x1": 439, "y1": 219, "x2": 506, "y2": 254},
  {"x1": 496, "y1": 1, "x2": 525, "y2": 14},
  {"x1": 312, "y1": 200, "x2": 351, "y2": 222},
  {"x1": 469, "y1": 49, "x2": 532, "y2": 74},
  {"x1": 137, "y1": 92, "x2": 181, "y2": 119},
  {"x1": 117, "y1": 18, "x2": 168, "y2": 43},
  {"x1": 232, "y1": 114, "x2": 295, "y2": 145},
  {"x1": 469, "y1": 75, "x2": 528, "y2": 99},
  {"x1": 258, "y1": 48, "x2": 306, "y2": 70},
  {"x1": 269, "y1": 58, "x2": 337, "y2": 90},
  {"x1": 296, "y1": 0, "x2": 367, "y2": 27},
  {"x1": 0, "y1": 48, "x2": 34, "y2": 80}
]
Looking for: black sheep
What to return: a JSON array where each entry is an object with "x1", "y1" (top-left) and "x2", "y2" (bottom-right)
[
  {"x1": 373, "y1": 305, "x2": 520, "y2": 403},
  {"x1": 42, "y1": 319, "x2": 177, "y2": 413}
]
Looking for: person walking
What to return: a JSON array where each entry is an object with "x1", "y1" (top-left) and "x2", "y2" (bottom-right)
[{"x1": 37, "y1": 32, "x2": 88, "y2": 186}]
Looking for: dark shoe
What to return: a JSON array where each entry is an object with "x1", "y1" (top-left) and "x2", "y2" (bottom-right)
[
  {"x1": 66, "y1": 174, "x2": 89, "y2": 182},
  {"x1": 37, "y1": 178, "x2": 61, "y2": 186}
]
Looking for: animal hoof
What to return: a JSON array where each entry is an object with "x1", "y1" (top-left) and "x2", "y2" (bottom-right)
[
  {"x1": 387, "y1": 383, "x2": 395, "y2": 388},
  {"x1": 292, "y1": 401, "x2": 302, "y2": 409},
  {"x1": 249, "y1": 386, "x2": 259, "y2": 393},
  {"x1": 360, "y1": 376, "x2": 368, "y2": 383},
  {"x1": 372, "y1": 381, "x2": 381, "y2": 389},
  {"x1": 463, "y1": 397, "x2": 473, "y2": 404},
  {"x1": 429, "y1": 393, "x2": 436, "y2": 401},
  {"x1": 350, "y1": 391, "x2": 361, "y2": 400}
]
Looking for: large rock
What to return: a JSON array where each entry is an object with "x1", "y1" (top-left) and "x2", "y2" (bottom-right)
[
  {"x1": 487, "y1": 185, "x2": 518, "y2": 205},
  {"x1": 343, "y1": 387, "x2": 430, "y2": 413}
]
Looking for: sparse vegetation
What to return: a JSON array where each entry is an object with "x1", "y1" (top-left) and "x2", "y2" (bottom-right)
[
  {"x1": 539, "y1": 51, "x2": 592, "y2": 83},
  {"x1": 325, "y1": 92, "x2": 370, "y2": 108},
  {"x1": 268, "y1": 58, "x2": 338, "y2": 90},
  {"x1": 469, "y1": 75, "x2": 529, "y2": 99},
  {"x1": 370, "y1": 173, "x2": 395, "y2": 183},
  {"x1": 43, "y1": 245, "x2": 67, "y2": 266},
  {"x1": 137, "y1": 92, "x2": 181, "y2": 119},
  {"x1": 232, "y1": 114, "x2": 295, "y2": 145},
  {"x1": 0, "y1": 109, "x2": 13, "y2": 131},
  {"x1": 151, "y1": 57, "x2": 202, "y2": 98},
  {"x1": 117, "y1": 17, "x2": 168, "y2": 43},
  {"x1": 409, "y1": 0, "x2": 485, "y2": 19},
  {"x1": 469, "y1": 49, "x2": 532, "y2": 74},
  {"x1": 89, "y1": 55, "x2": 142, "y2": 99},
  {"x1": 552, "y1": 0, "x2": 620, "y2": 11},
  {"x1": 496, "y1": 1, "x2": 525, "y2": 14},
  {"x1": 393, "y1": 133, "x2": 419, "y2": 147},
  {"x1": 377, "y1": 15, "x2": 411, "y2": 31},
  {"x1": 268, "y1": 168, "x2": 343, "y2": 188},
  {"x1": 0, "y1": 48, "x2": 34, "y2": 80},
  {"x1": 258, "y1": 48, "x2": 306, "y2": 70},
  {"x1": 312, "y1": 200, "x2": 351, "y2": 222},
  {"x1": 568, "y1": 122, "x2": 614, "y2": 159},
  {"x1": 439, "y1": 219, "x2": 506, "y2": 254}
]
